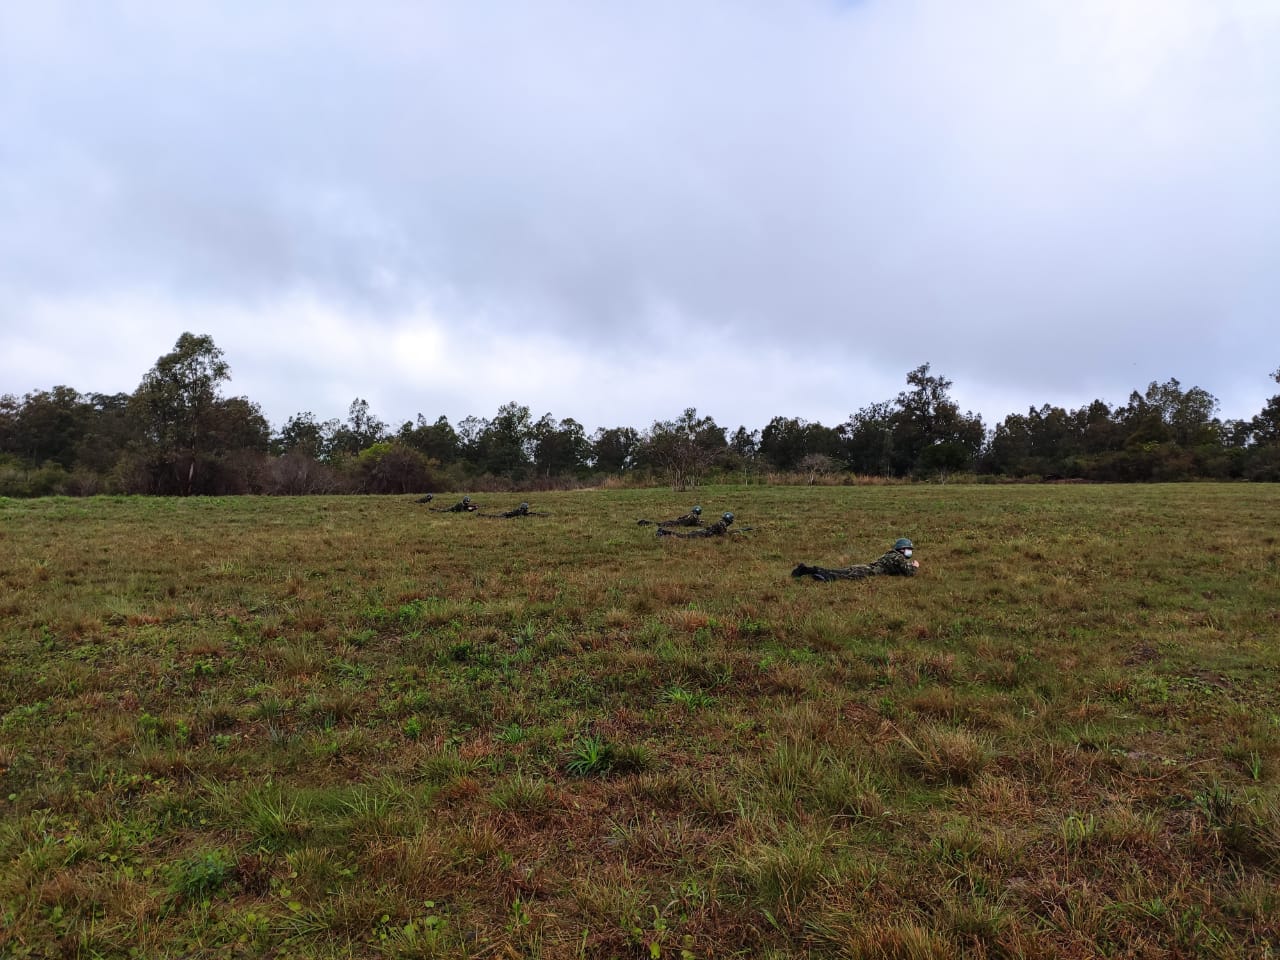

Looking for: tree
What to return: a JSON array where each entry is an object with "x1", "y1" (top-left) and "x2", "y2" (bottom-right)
[
  {"x1": 275, "y1": 411, "x2": 338, "y2": 458},
  {"x1": 76, "y1": 392, "x2": 137, "y2": 475},
  {"x1": 1119, "y1": 379, "x2": 1220, "y2": 449},
  {"x1": 131, "y1": 333, "x2": 231, "y2": 494},
  {"x1": 797, "y1": 452, "x2": 841, "y2": 484},
  {"x1": 328, "y1": 398, "x2": 388, "y2": 458},
  {"x1": 397, "y1": 415, "x2": 460, "y2": 464},
  {"x1": 589, "y1": 426, "x2": 641, "y2": 474},
  {"x1": 1073, "y1": 399, "x2": 1121, "y2": 455},
  {"x1": 728, "y1": 426, "x2": 759, "y2": 462},
  {"x1": 759, "y1": 416, "x2": 843, "y2": 472},
  {"x1": 759, "y1": 417, "x2": 810, "y2": 472},
  {"x1": 0, "y1": 394, "x2": 16, "y2": 457},
  {"x1": 474, "y1": 402, "x2": 534, "y2": 479},
  {"x1": 983, "y1": 411, "x2": 1033, "y2": 476},
  {"x1": 843, "y1": 401, "x2": 895, "y2": 476},
  {"x1": 455, "y1": 414, "x2": 487, "y2": 465},
  {"x1": 206, "y1": 397, "x2": 271, "y2": 454},
  {"x1": 1249, "y1": 368, "x2": 1280, "y2": 446},
  {"x1": 888, "y1": 364, "x2": 984, "y2": 477},
  {"x1": 7, "y1": 386, "x2": 92, "y2": 469},
  {"x1": 639, "y1": 408, "x2": 724, "y2": 490},
  {"x1": 531, "y1": 414, "x2": 588, "y2": 478},
  {"x1": 1241, "y1": 368, "x2": 1280, "y2": 480}
]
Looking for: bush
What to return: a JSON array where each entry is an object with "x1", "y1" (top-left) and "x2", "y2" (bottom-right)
[
  {"x1": 348, "y1": 442, "x2": 439, "y2": 494},
  {"x1": 264, "y1": 450, "x2": 340, "y2": 494},
  {"x1": 0, "y1": 458, "x2": 68, "y2": 497},
  {"x1": 1242, "y1": 444, "x2": 1280, "y2": 482}
]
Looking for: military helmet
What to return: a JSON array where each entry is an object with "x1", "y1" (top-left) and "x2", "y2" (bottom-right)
[
  {"x1": 463, "y1": 496, "x2": 471, "y2": 504},
  {"x1": 722, "y1": 512, "x2": 735, "y2": 523},
  {"x1": 692, "y1": 505, "x2": 702, "y2": 515},
  {"x1": 893, "y1": 537, "x2": 913, "y2": 551},
  {"x1": 519, "y1": 502, "x2": 529, "y2": 511}
]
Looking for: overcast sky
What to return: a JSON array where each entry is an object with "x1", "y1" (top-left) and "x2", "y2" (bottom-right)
[{"x1": 2, "y1": 1, "x2": 1278, "y2": 436}]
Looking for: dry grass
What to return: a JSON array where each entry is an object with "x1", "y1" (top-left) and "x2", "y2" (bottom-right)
[{"x1": 1, "y1": 484, "x2": 1279, "y2": 957}]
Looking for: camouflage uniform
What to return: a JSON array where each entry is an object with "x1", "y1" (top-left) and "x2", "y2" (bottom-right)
[
  {"x1": 441, "y1": 498, "x2": 477, "y2": 513},
  {"x1": 638, "y1": 508, "x2": 702, "y2": 528},
  {"x1": 658, "y1": 511, "x2": 702, "y2": 528},
  {"x1": 792, "y1": 550, "x2": 916, "y2": 581},
  {"x1": 499, "y1": 503, "x2": 531, "y2": 518},
  {"x1": 657, "y1": 514, "x2": 734, "y2": 539}
]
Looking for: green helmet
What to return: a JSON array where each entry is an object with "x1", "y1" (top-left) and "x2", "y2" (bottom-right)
[
  {"x1": 692, "y1": 505, "x2": 702, "y2": 515},
  {"x1": 519, "y1": 502, "x2": 529, "y2": 511},
  {"x1": 463, "y1": 496, "x2": 471, "y2": 503},
  {"x1": 893, "y1": 537, "x2": 913, "y2": 551},
  {"x1": 722, "y1": 512, "x2": 734, "y2": 523}
]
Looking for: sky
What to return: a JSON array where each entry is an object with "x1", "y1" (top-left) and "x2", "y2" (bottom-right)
[{"x1": 2, "y1": 0, "x2": 1278, "y2": 437}]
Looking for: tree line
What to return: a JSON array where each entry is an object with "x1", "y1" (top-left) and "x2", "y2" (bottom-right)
[{"x1": 2, "y1": 333, "x2": 1278, "y2": 496}]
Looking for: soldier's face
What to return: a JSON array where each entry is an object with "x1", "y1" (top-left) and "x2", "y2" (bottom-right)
[{"x1": 901, "y1": 548, "x2": 913, "y2": 558}]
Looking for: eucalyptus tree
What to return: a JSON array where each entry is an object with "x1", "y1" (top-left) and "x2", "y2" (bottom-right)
[{"x1": 131, "y1": 333, "x2": 231, "y2": 494}]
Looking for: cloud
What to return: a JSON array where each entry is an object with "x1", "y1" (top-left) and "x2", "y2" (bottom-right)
[{"x1": 1, "y1": 0, "x2": 1277, "y2": 429}]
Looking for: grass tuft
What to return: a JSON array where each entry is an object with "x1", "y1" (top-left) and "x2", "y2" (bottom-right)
[{"x1": 894, "y1": 723, "x2": 993, "y2": 786}]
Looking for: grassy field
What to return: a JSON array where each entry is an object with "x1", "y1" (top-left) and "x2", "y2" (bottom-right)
[{"x1": 1, "y1": 484, "x2": 1278, "y2": 959}]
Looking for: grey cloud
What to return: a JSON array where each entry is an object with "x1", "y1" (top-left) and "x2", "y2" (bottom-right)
[{"x1": 2, "y1": 0, "x2": 1278, "y2": 427}]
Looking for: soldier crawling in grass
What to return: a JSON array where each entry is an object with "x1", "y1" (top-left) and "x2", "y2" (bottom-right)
[
  {"x1": 431, "y1": 496, "x2": 478, "y2": 513},
  {"x1": 792, "y1": 538, "x2": 919, "y2": 581},
  {"x1": 638, "y1": 505, "x2": 703, "y2": 527},
  {"x1": 494, "y1": 502, "x2": 537, "y2": 518},
  {"x1": 657, "y1": 511, "x2": 735, "y2": 539}
]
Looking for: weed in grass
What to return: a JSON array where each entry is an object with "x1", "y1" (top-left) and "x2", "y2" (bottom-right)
[
  {"x1": 251, "y1": 696, "x2": 287, "y2": 722},
  {"x1": 1194, "y1": 783, "x2": 1280, "y2": 867},
  {"x1": 264, "y1": 720, "x2": 296, "y2": 750},
  {"x1": 495, "y1": 722, "x2": 527, "y2": 744},
  {"x1": 243, "y1": 789, "x2": 309, "y2": 851},
  {"x1": 169, "y1": 848, "x2": 233, "y2": 904},
  {"x1": 272, "y1": 641, "x2": 326, "y2": 677},
  {"x1": 374, "y1": 900, "x2": 455, "y2": 956},
  {"x1": 1246, "y1": 750, "x2": 1264, "y2": 782},
  {"x1": 661, "y1": 685, "x2": 715, "y2": 710},
  {"x1": 1060, "y1": 812, "x2": 1099, "y2": 852},
  {"x1": 565, "y1": 735, "x2": 613, "y2": 776}
]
